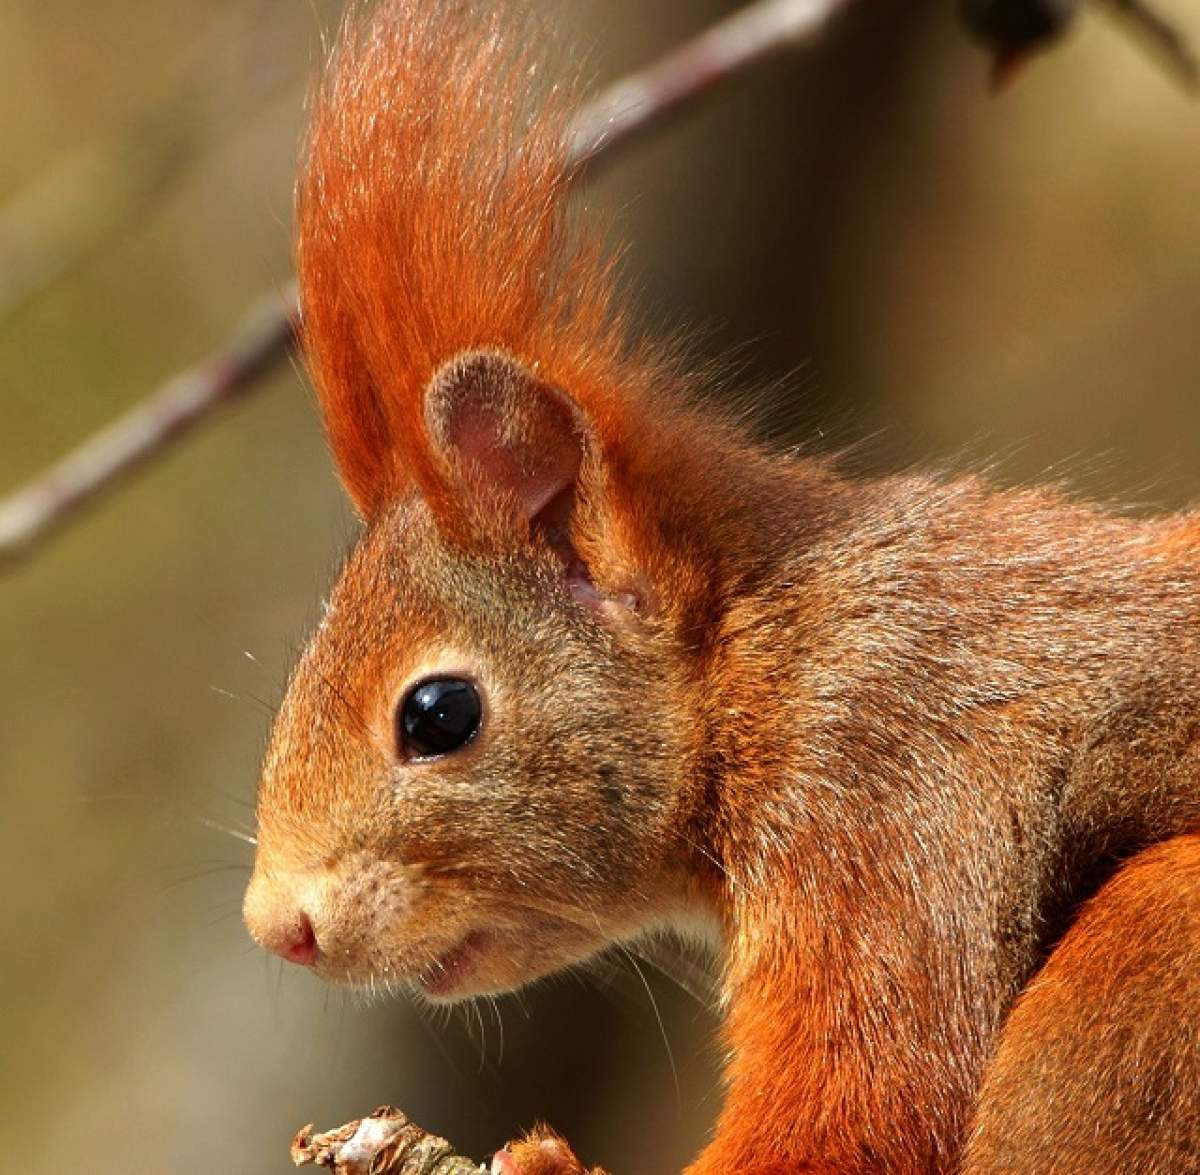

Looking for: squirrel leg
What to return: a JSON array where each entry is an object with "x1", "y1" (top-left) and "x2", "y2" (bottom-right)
[
  {"x1": 491, "y1": 1127, "x2": 609, "y2": 1175},
  {"x1": 963, "y1": 832, "x2": 1200, "y2": 1172}
]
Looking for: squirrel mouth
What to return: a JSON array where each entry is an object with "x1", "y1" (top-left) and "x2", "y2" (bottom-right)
[{"x1": 417, "y1": 929, "x2": 493, "y2": 997}]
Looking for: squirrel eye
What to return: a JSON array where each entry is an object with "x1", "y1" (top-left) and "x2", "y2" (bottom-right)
[{"x1": 398, "y1": 678, "x2": 482, "y2": 759}]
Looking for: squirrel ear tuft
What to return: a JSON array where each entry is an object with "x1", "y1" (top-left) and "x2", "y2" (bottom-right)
[{"x1": 425, "y1": 351, "x2": 591, "y2": 528}]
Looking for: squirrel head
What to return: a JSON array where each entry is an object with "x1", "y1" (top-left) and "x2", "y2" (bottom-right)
[
  {"x1": 243, "y1": 350, "x2": 708, "y2": 996},
  {"x1": 241, "y1": 1, "x2": 754, "y2": 996}
]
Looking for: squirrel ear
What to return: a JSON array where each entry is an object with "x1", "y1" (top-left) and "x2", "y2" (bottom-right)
[{"x1": 425, "y1": 351, "x2": 590, "y2": 530}]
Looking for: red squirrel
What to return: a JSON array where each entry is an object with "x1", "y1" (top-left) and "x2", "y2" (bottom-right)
[{"x1": 242, "y1": 2, "x2": 1200, "y2": 1171}]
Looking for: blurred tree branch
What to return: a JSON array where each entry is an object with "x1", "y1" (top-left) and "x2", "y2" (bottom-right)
[
  {"x1": 569, "y1": 0, "x2": 868, "y2": 171},
  {"x1": 290, "y1": 1107, "x2": 482, "y2": 1174},
  {"x1": 291, "y1": 1107, "x2": 608, "y2": 1175},
  {"x1": 0, "y1": 286, "x2": 297, "y2": 561},
  {"x1": 1108, "y1": 0, "x2": 1199, "y2": 86},
  {"x1": 3, "y1": 0, "x2": 1196, "y2": 566},
  {"x1": 0, "y1": 0, "x2": 863, "y2": 565},
  {"x1": 960, "y1": 0, "x2": 1197, "y2": 86}
]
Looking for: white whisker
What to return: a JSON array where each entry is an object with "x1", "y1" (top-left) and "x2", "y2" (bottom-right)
[
  {"x1": 617, "y1": 943, "x2": 681, "y2": 1114},
  {"x1": 195, "y1": 815, "x2": 258, "y2": 847}
]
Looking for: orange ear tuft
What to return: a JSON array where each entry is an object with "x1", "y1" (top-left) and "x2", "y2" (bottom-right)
[{"x1": 296, "y1": 0, "x2": 631, "y2": 520}]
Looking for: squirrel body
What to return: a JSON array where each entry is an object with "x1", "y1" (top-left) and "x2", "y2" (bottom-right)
[{"x1": 242, "y1": 3, "x2": 1200, "y2": 1170}]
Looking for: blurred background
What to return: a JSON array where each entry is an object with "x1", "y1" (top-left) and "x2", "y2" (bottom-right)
[{"x1": 2, "y1": 1, "x2": 1199, "y2": 1171}]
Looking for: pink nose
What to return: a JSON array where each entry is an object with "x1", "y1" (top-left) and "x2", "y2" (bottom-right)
[
  {"x1": 277, "y1": 912, "x2": 318, "y2": 965},
  {"x1": 244, "y1": 883, "x2": 321, "y2": 966}
]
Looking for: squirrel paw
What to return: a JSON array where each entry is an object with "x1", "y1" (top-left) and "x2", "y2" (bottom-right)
[{"x1": 491, "y1": 1127, "x2": 603, "y2": 1175}]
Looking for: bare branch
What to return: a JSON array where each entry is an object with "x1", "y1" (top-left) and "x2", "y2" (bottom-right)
[
  {"x1": 0, "y1": 0, "x2": 861, "y2": 565},
  {"x1": 1107, "y1": 0, "x2": 1199, "y2": 88},
  {"x1": 0, "y1": 286, "x2": 298, "y2": 563},
  {"x1": 290, "y1": 1106, "x2": 482, "y2": 1174},
  {"x1": 290, "y1": 1107, "x2": 610, "y2": 1175},
  {"x1": 569, "y1": 0, "x2": 862, "y2": 170}
]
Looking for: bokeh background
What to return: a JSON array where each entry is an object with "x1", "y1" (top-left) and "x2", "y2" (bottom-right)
[{"x1": 2, "y1": 1, "x2": 1199, "y2": 1171}]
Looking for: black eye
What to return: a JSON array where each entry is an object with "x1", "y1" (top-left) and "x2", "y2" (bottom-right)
[{"x1": 398, "y1": 678, "x2": 482, "y2": 758}]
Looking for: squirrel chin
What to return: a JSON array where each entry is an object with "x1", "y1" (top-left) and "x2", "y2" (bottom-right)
[{"x1": 415, "y1": 928, "x2": 494, "y2": 999}]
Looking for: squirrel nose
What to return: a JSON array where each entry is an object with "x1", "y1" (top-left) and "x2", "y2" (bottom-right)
[
  {"x1": 278, "y1": 912, "x2": 318, "y2": 965},
  {"x1": 243, "y1": 877, "x2": 321, "y2": 966}
]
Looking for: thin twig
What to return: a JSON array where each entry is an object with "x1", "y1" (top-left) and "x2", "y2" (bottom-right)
[
  {"x1": 1106, "y1": 0, "x2": 1199, "y2": 89},
  {"x1": 291, "y1": 1106, "x2": 607, "y2": 1175},
  {"x1": 0, "y1": 286, "x2": 298, "y2": 562},
  {"x1": 290, "y1": 1106, "x2": 482, "y2": 1173},
  {"x1": 568, "y1": 0, "x2": 861, "y2": 170},
  {"x1": 0, "y1": 0, "x2": 860, "y2": 565}
]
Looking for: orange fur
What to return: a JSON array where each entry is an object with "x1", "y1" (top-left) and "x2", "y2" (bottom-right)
[
  {"x1": 242, "y1": 3, "x2": 1200, "y2": 1172},
  {"x1": 496, "y1": 1127, "x2": 601, "y2": 1175},
  {"x1": 963, "y1": 834, "x2": 1200, "y2": 1171},
  {"x1": 298, "y1": 1, "x2": 636, "y2": 524}
]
